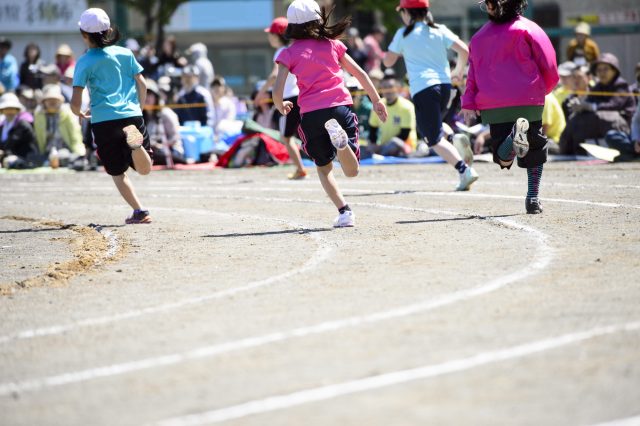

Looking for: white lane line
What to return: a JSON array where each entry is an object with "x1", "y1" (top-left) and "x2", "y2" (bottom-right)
[
  {"x1": 0, "y1": 206, "x2": 334, "y2": 345},
  {"x1": 0, "y1": 201, "x2": 552, "y2": 396},
  {"x1": 1, "y1": 184, "x2": 639, "y2": 210},
  {"x1": 589, "y1": 415, "x2": 640, "y2": 426},
  {"x1": 155, "y1": 321, "x2": 640, "y2": 426}
]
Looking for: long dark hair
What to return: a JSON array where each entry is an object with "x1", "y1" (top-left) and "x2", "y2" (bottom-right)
[
  {"x1": 81, "y1": 27, "x2": 120, "y2": 48},
  {"x1": 401, "y1": 8, "x2": 437, "y2": 37},
  {"x1": 486, "y1": 0, "x2": 528, "y2": 23},
  {"x1": 285, "y1": 5, "x2": 351, "y2": 41}
]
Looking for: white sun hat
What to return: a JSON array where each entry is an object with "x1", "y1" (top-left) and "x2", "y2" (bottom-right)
[
  {"x1": 287, "y1": 0, "x2": 321, "y2": 25},
  {"x1": 0, "y1": 93, "x2": 25, "y2": 111},
  {"x1": 78, "y1": 8, "x2": 111, "y2": 33}
]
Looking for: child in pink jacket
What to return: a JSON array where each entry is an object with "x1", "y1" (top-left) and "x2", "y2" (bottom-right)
[{"x1": 461, "y1": 0, "x2": 558, "y2": 214}]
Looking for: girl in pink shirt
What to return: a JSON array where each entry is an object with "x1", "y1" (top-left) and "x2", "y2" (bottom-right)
[
  {"x1": 273, "y1": 0, "x2": 387, "y2": 228},
  {"x1": 461, "y1": 0, "x2": 558, "y2": 214}
]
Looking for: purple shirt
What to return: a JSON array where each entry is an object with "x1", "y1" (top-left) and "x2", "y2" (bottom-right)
[
  {"x1": 276, "y1": 39, "x2": 352, "y2": 114},
  {"x1": 462, "y1": 16, "x2": 559, "y2": 111}
]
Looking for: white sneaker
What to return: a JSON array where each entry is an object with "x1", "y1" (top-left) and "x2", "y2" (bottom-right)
[
  {"x1": 511, "y1": 118, "x2": 529, "y2": 158},
  {"x1": 452, "y1": 133, "x2": 473, "y2": 165},
  {"x1": 456, "y1": 166, "x2": 479, "y2": 191},
  {"x1": 325, "y1": 119, "x2": 349, "y2": 150},
  {"x1": 123, "y1": 124, "x2": 143, "y2": 150},
  {"x1": 333, "y1": 210, "x2": 355, "y2": 228}
]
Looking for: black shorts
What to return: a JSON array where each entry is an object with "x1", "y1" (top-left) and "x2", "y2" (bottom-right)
[
  {"x1": 298, "y1": 105, "x2": 360, "y2": 167},
  {"x1": 489, "y1": 120, "x2": 548, "y2": 169},
  {"x1": 413, "y1": 84, "x2": 451, "y2": 147},
  {"x1": 272, "y1": 96, "x2": 302, "y2": 138},
  {"x1": 91, "y1": 116, "x2": 153, "y2": 176}
]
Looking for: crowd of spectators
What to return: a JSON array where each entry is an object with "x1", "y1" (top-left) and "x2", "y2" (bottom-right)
[{"x1": 1, "y1": 19, "x2": 639, "y2": 171}]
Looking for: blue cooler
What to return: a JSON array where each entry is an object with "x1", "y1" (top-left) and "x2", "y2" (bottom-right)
[{"x1": 180, "y1": 121, "x2": 215, "y2": 161}]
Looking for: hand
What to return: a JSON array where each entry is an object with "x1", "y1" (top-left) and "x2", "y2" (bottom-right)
[
  {"x1": 634, "y1": 141, "x2": 640, "y2": 154},
  {"x1": 78, "y1": 109, "x2": 91, "y2": 120},
  {"x1": 461, "y1": 108, "x2": 479, "y2": 125},
  {"x1": 374, "y1": 100, "x2": 388, "y2": 123},
  {"x1": 278, "y1": 101, "x2": 293, "y2": 115},
  {"x1": 474, "y1": 133, "x2": 486, "y2": 155},
  {"x1": 451, "y1": 68, "x2": 465, "y2": 88}
]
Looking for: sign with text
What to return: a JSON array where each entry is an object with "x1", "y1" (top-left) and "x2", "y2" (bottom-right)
[{"x1": 0, "y1": 0, "x2": 88, "y2": 33}]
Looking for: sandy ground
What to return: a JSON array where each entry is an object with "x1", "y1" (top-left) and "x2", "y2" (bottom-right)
[{"x1": 0, "y1": 161, "x2": 639, "y2": 426}]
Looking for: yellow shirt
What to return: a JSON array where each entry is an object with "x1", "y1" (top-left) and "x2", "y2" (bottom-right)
[
  {"x1": 369, "y1": 96, "x2": 417, "y2": 149},
  {"x1": 542, "y1": 94, "x2": 566, "y2": 142}
]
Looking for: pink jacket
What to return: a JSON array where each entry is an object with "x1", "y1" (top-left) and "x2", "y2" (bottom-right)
[{"x1": 462, "y1": 16, "x2": 559, "y2": 111}]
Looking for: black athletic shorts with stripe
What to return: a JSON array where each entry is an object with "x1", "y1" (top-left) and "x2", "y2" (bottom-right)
[{"x1": 91, "y1": 116, "x2": 153, "y2": 176}]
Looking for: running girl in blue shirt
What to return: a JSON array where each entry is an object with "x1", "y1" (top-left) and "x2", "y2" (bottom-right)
[
  {"x1": 383, "y1": 0, "x2": 479, "y2": 191},
  {"x1": 71, "y1": 8, "x2": 154, "y2": 224}
]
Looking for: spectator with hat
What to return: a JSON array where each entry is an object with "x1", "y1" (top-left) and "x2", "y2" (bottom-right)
[
  {"x1": 559, "y1": 53, "x2": 635, "y2": 155},
  {"x1": 187, "y1": 43, "x2": 215, "y2": 89},
  {"x1": 175, "y1": 65, "x2": 214, "y2": 127},
  {"x1": 553, "y1": 61, "x2": 576, "y2": 106},
  {"x1": 255, "y1": 16, "x2": 307, "y2": 180},
  {"x1": 55, "y1": 44, "x2": 76, "y2": 77},
  {"x1": 0, "y1": 92, "x2": 38, "y2": 168},
  {"x1": 0, "y1": 37, "x2": 19, "y2": 92},
  {"x1": 566, "y1": 22, "x2": 600, "y2": 66},
  {"x1": 34, "y1": 84, "x2": 85, "y2": 164}
]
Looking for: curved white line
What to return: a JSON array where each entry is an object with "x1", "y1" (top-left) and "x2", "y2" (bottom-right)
[
  {"x1": 155, "y1": 321, "x2": 640, "y2": 426},
  {"x1": 589, "y1": 415, "x2": 640, "y2": 426},
  {"x1": 0, "y1": 200, "x2": 552, "y2": 396},
  {"x1": 0, "y1": 207, "x2": 333, "y2": 345}
]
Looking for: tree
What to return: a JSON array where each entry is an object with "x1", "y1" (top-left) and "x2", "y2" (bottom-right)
[
  {"x1": 115, "y1": 0, "x2": 190, "y2": 52},
  {"x1": 343, "y1": 0, "x2": 400, "y2": 34}
]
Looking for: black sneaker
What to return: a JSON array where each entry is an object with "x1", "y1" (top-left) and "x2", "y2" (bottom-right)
[
  {"x1": 526, "y1": 198, "x2": 543, "y2": 214},
  {"x1": 125, "y1": 209, "x2": 152, "y2": 224}
]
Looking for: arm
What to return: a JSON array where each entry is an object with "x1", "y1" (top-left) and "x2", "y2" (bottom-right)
[
  {"x1": 383, "y1": 51, "x2": 400, "y2": 68},
  {"x1": 460, "y1": 51, "x2": 480, "y2": 124},
  {"x1": 529, "y1": 28, "x2": 559, "y2": 95},
  {"x1": 70, "y1": 87, "x2": 90, "y2": 119},
  {"x1": 449, "y1": 39, "x2": 469, "y2": 86},
  {"x1": 272, "y1": 64, "x2": 293, "y2": 115},
  {"x1": 256, "y1": 63, "x2": 278, "y2": 105},
  {"x1": 134, "y1": 73, "x2": 147, "y2": 109},
  {"x1": 340, "y1": 54, "x2": 387, "y2": 122}
]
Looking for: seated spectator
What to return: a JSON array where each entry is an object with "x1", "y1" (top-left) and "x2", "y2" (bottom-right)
[
  {"x1": 37, "y1": 64, "x2": 71, "y2": 102},
  {"x1": 33, "y1": 84, "x2": 85, "y2": 166},
  {"x1": 566, "y1": 22, "x2": 600, "y2": 66},
  {"x1": 15, "y1": 85, "x2": 39, "y2": 123},
  {"x1": 553, "y1": 61, "x2": 575, "y2": 106},
  {"x1": 175, "y1": 65, "x2": 214, "y2": 127},
  {"x1": 368, "y1": 68, "x2": 385, "y2": 92},
  {"x1": 559, "y1": 53, "x2": 634, "y2": 155},
  {"x1": 363, "y1": 25, "x2": 387, "y2": 73},
  {"x1": 187, "y1": 43, "x2": 214, "y2": 89},
  {"x1": 0, "y1": 93, "x2": 38, "y2": 168},
  {"x1": 345, "y1": 28, "x2": 367, "y2": 70},
  {"x1": 157, "y1": 35, "x2": 188, "y2": 77},
  {"x1": 19, "y1": 43, "x2": 44, "y2": 90},
  {"x1": 366, "y1": 75, "x2": 416, "y2": 157},
  {"x1": 210, "y1": 76, "x2": 237, "y2": 132},
  {"x1": 630, "y1": 61, "x2": 640, "y2": 94},
  {"x1": 143, "y1": 79, "x2": 185, "y2": 166},
  {"x1": 542, "y1": 93, "x2": 566, "y2": 154},
  {"x1": 0, "y1": 37, "x2": 19, "y2": 92},
  {"x1": 55, "y1": 44, "x2": 75, "y2": 77}
]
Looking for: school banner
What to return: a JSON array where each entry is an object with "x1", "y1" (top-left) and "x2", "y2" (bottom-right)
[{"x1": 0, "y1": 0, "x2": 88, "y2": 33}]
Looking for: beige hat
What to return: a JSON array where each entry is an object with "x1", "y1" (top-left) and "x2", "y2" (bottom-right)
[
  {"x1": 0, "y1": 93, "x2": 25, "y2": 111},
  {"x1": 56, "y1": 44, "x2": 74, "y2": 57},
  {"x1": 575, "y1": 22, "x2": 591, "y2": 36},
  {"x1": 42, "y1": 84, "x2": 65, "y2": 102}
]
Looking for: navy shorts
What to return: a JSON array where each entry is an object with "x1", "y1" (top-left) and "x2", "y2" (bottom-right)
[
  {"x1": 298, "y1": 105, "x2": 360, "y2": 167},
  {"x1": 91, "y1": 116, "x2": 153, "y2": 176},
  {"x1": 413, "y1": 84, "x2": 451, "y2": 147},
  {"x1": 272, "y1": 96, "x2": 302, "y2": 138}
]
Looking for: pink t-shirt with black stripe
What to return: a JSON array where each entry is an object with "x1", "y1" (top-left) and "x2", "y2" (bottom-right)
[{"x1": 276, "y1": 38, "x2": 353, "y2": 114}]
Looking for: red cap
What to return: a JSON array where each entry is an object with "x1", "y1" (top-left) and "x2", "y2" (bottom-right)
[
  {"x1": 396, "y1": 0, "x2": 429, "y2": 10},
  {"x1": 265, "y1": 17, "x2": 288, "y2": 34}
]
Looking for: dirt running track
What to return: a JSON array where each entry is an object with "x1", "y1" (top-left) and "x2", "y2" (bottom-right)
[{"x1": 0, "y1": 161, "x2": 639, "y2": 426}]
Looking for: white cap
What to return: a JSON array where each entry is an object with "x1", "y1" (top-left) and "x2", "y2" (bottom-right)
[
  {"x1": 287, "y1": 0, "x2": 321, "y2": 25},
  {"x1": 78, "y1": 8, "x2": 111, "y2": 33}
]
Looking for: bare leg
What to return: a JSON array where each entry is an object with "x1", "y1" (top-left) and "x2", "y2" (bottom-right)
[
  {"x1": 432, "y1": 138, "x2": 463, "y2": 167},
  {"x1": 112, "y1": 173, "x2": 144, "y2": 210},
  {"x1": 284, "y1": 137, "x2": 305, "y2": 174},
  {"x1": 316, "y1": 163, "x2": 347, "y2": 209},
  {"x1": 336, "y1": 147, "x2": 359, "y2": 178},
  {"x1": 131, "y1": 147, "x2": 152, "y2": 176}
]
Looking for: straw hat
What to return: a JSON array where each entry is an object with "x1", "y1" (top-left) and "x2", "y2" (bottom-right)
[
  {"x1": 0, "y1": 93, "x2": 25, "y2": 111},
  {"x1": 41, "y1": 84, "x2": 65, "y2": 102},
  {"x1": 56, "y1": 44, "x2": 74, "y2": 57}
]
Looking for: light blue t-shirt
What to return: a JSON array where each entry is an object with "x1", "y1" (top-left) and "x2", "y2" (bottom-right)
[
  {"x1": 73, "y1": 45, "x2": 144, "y2": 123},
  {"x1": 388, "y1": 22, "x2": 458, "y2": 97}
]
